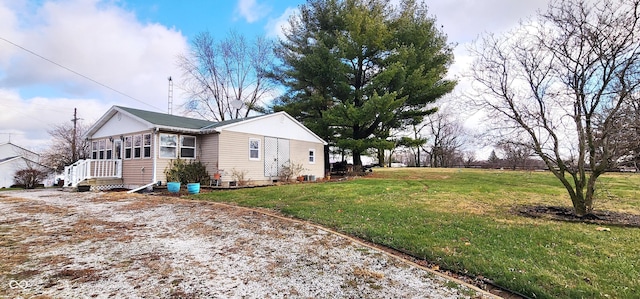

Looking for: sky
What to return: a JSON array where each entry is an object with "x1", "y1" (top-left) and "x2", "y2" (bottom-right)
[{"x1": 0, "y1": 0, "x2": 550, "y2": 152}]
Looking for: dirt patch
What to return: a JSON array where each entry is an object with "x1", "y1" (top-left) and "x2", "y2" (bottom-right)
[
  {"x1": 515, "y1": 205, "x2": 640, "y2": 228},
  {"x1": 0, "y1": 190, "x2": 487, "y2": 299}
]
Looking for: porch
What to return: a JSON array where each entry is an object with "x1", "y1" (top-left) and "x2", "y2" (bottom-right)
[{"x1": 64, "y1": 159, "x2": 123, "y2": 190}]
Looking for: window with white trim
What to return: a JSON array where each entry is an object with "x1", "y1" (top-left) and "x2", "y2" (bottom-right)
[
  {"x1": 91, "y1": 141, "x2": 98, "y2": 159},
  {"x1": 98, "y1": 139, "x2": 106, "y2": 159},
  {"x1": 143, "y1": 134, "x2": 151, "y2": 158},
  {"x1": 309, "y1": 149, "x2": 316, "y2": 164},
  {"x1": 106, "y1": 139, "x2": 112, "y2": 159},
  {"x1": 124, "y1": 136, "x2": 132, "y2": 159},
  {"x1": 249, "y1": 138, "x2": 260, "y2": 160},
  {"x1": 180, "y1": 135, "x2": 196, "y2": 158},
  {"x1": 133, "y1": 135, "x2": 142, "y2": 158},
  {"x1": 159, "y1": 134, "x2": 178, "y2": 158}
]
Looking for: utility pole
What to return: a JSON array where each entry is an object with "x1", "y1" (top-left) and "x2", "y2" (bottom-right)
[{"x1": 72, "y1": 108, "x2": 79, "y2": 162}]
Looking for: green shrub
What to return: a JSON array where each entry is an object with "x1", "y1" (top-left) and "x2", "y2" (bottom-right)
[
  {"x1": 14, "y1": 168, "x2": 49, "y2": 189},
  {"x1": 164, "y1": 159, "x2": 210, "y2": 185}
]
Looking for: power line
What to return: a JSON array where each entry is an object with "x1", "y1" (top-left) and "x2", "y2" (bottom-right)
[{"x1": 0, "y1": 36, "x2": 163, "y2": 112}]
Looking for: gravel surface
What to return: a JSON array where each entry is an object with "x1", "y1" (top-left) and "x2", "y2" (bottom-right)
[{"x1": 0, "y1": 189, "x2": 493, "y2": 298}]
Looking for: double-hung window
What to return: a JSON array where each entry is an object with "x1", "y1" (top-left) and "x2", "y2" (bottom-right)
[
  {"x1": 180, "y1": 136, "x2": 196, "y2": 158},
  {"x1": 249, "y1": 138, "x2": 260, "y2": 160},
  {"x1": 309, "y1": 149, "x2": 316, "y2": 164},
  {"x1": 92, "y1": 141, "x2": 98, "y2": 159},
  {"x1": 98, "y1": 140, "x2": 106, "y2": 159},
  {"x1": 133, "y1": 135, "x2": 142, "y2": 159},
  {"x1": 105, "y1": 139, "x2": 112, "y2": 159},
  {"x1": 159, "y1": 134, "x2": 178, "y2": 158},
  {"x1": 124, "y1": 136, "x2": 132, "y2": 159},
  {"x1": 143, "y1": 134, "x2": 152, "y2": 158}
]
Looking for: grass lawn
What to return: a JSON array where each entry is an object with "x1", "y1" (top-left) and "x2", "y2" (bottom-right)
[{"x1": 194, "y1": 168, "x2": 640, "y2": 299}]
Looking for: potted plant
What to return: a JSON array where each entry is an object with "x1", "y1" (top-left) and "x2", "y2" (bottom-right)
[
  {"x1": 184, "y1": 160, "x2": 209, "y2": 194},
  {"x1": 164, "y1": 159, "x2": 184, "y2": 193}
]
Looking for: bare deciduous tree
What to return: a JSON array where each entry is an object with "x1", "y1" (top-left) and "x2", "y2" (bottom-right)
[
  {"x1": 499, "y1": 141, "x2": 533, "y2": 170},
  {"x1": 470, "y1": 0, "x2": 640, "y2": 216},
  {"x1": 41, "y1": 122, "x2": 90, "y2": 173},
  {"x1": 425, "y1": 111, "x2": 467, "y2": 168},
  {"x1": 178, "y1": 31, "x2": 277, "y2": 121}
]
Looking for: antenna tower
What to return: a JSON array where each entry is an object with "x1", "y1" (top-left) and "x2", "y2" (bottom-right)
[{"x1": 167, "y1": 76, "x2": 173, "y2": 115}]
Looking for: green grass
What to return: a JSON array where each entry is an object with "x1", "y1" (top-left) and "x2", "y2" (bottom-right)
[
  {"x1": 0, "y1": 187, "x2": 25, "y2": 192},
  {"x1": 194, "y1": 168, "x2": 640, "y2": 299}
]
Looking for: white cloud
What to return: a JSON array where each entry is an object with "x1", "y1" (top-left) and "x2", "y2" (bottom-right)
[
  {"x1": 0, "y1": 0, "x2": 189, "y2": 151},
  {"x1": 265, "y1": 7, "x2": 297, "y2": 40},
  {"x1": 0, "y1": 89, "x2": 110, "y2": 151},
  {"x1": 235, "y1": 0, "x2": 271, "y2": 23}
]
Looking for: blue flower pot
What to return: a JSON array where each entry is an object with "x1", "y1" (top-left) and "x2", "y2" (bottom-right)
[
  {"x1": 187, "y1": 183, "x2": 200, "y2": 194},
  {"x1": 167, "y1": 182, "x2": 181, "y2": 193}
]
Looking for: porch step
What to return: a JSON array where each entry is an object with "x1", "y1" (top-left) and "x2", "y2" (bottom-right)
[{"x1": 79, "y1": 178, "x2": 125, "y2": 191}]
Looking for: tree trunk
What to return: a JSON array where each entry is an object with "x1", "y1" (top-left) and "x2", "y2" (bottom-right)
[
  {"x1": 353, "y1": 152, "x2": 363, "y2": 168},
  {"x1": 324, "y1": 144, "x2": 331, "y2": 176},
  {"x1": 377, "y1": 148, "x2": 385, "y2": 167},
  {"x1": 571, "y1": 194, "x2": 590, "y2": 217}
]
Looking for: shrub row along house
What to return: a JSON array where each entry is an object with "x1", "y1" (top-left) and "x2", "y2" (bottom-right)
[{"x1": 65, "y1": 106, "x2": 327, "y2": 190}]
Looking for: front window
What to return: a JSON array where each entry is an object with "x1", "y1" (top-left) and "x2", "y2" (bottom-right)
[
  {"x1": 159, "y1": 134, "x2": 178, "y2": 158},
  {"x1": 92, "y1": 141, "x2": 98, "y2": 159},
  {"x1": 133, "y1": 135, "x2": 142, "y2": 159},
  {"x1": 106, "y1": 139, "x2": 112, "y2": 159},
  {"x1": 98, "y1": 139, "x2": 106, "y2": 160},
  {"x1": 180, "y1": 136, "x2": 196, "y2": 158},
  {"x1": 124, "y1": 136, "x2": 132, "y2": 159},
  {"x1": 249, "y1": 138, "x2": 260, "y2": 160},
  {"x1": 143, "y1": 134, "x2": 152, "y2": 158}
]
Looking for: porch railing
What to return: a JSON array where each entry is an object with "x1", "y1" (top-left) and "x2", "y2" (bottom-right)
[{"x1": 64, "y1": 159, "x2": 122, "y2": 187}]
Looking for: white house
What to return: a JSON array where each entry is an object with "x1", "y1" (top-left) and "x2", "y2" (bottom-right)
[
  {"x1": 66, "y1": 106, "x2": 328, "y2": 190},
  {"x1": 0, "y1": 142, "x2": 52, "y2": 188}
]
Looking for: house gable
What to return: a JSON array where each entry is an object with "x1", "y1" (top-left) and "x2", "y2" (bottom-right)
[
  {"x1": 0, "y1": 142, "x2": 39, "y2": 163},
  {"x1": 92, "y1": 111, "x2": 150, "y2": 139},
  {"x1": 215, "y1": 112, "x2": 327, "y2": 144}
]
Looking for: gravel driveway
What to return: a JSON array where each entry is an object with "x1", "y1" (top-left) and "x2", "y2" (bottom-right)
[{"x1": 0, "y1": 189, "x2": 492, "y2": 298}]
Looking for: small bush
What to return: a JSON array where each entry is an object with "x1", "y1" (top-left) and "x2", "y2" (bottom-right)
[
  {"x1": 279, "y1": 161, "x2": 306, "y2": 182},
  {"x1": 164, "y1": 159, "x2": 210, "y2": 185},
  {"x1": 14, "y1": 168, "x2": 49, "y2": 189},
  {"x1": 229, "y1": 168, "x2": 250, "y2": 186}
]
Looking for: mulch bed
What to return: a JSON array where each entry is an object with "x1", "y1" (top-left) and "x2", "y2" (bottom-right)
[{"x1": 515, "y1": 205, "x2": 640, "y2": 228}]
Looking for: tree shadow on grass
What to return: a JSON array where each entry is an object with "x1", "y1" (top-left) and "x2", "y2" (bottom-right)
[{"x1": 515, "y1": 205, "x2": 640, "y2": 228}]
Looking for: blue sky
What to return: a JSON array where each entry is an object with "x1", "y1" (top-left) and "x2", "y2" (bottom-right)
[{"x1": 0, "y1": 0, "x2": 549, "y2": 151}]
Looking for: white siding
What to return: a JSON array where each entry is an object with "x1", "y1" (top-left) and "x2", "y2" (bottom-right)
[
  {"x1": 218, "y1": 131, "x2": 325, "y2": 184},
  {"x1": 218, "y1": 131, "x2": 266, "y2": 184},
  {"x1": 222, "y1": 113, "x2": 325, "y2": 144},
  {"x1": 92, "y1": 111, "x2": 149, "y2": 139},
  {"x1": 289, "y1": 139, "x2": 325, "y2": 180}
]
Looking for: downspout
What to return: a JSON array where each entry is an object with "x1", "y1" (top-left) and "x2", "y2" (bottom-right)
[{"x1": 152, "y1": 127, "x2": 158, "y2": 185}]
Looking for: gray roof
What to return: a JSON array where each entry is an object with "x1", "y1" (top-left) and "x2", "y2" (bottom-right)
[
  {"x1": 201, "y1": 114, "x2": 262, "y2": 130},
  {"x1": 116, "y1": 106, "x2": 216, "y2": 130}
]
